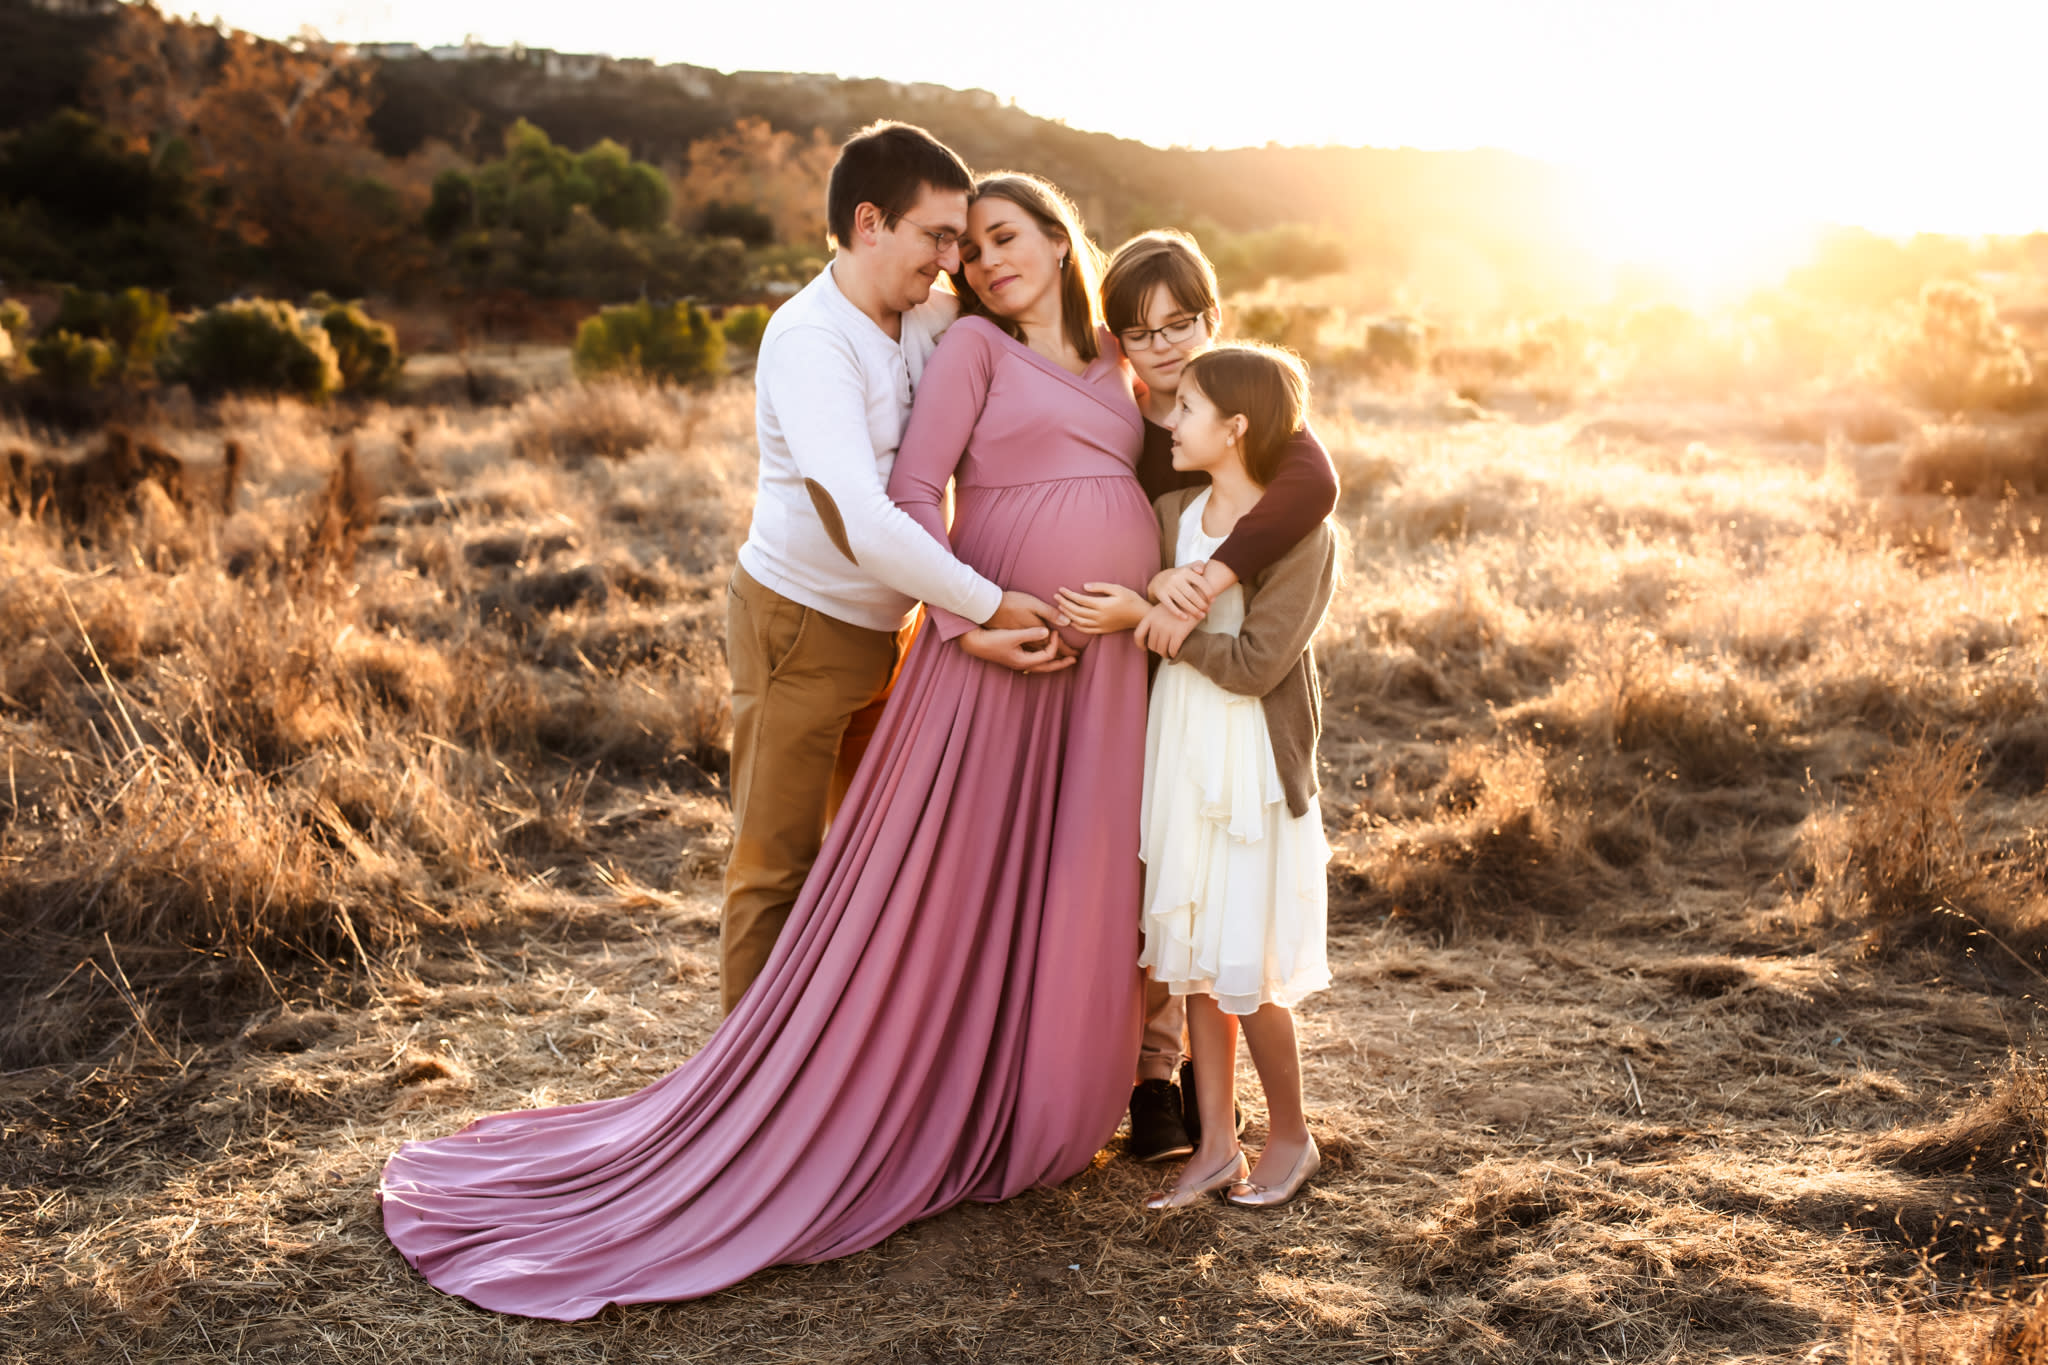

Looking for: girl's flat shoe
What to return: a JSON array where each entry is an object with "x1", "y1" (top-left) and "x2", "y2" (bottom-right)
[
  {"x1": 1227, "y1": 1139, "x2": 1320, "y2": 1209},
  {"x1": 1144, "y1": 1150, "x2": 1248, "y2": 1210}
]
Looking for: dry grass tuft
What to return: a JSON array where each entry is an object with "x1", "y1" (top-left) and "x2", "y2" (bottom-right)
[
  {"x1": 1842, "y1": 1289, "x2": 2048, "y2": 1365},
  {"x1": 1862, "y1": 1054, "x2": 2048, "y2": 1281},
  {"x1": 2, "y1": 426, "x2": 193, "y2": 535},
  {"x1": 511, "y1": 380, "x2": 684, "y2": 464},
  {"x1": 1853, "y1": 734, "x2": 1983, "y2": 925},
  {"x1": 1388, "y1": 1159, "x2": 1560, "y2": 1288},
  {"x1": 1898, "y1": 421, "x2": 2048, "y2": 498},
  {"x1": 1606, "y1": 644, "x2": 1789, "y2": 786},
  {"x1": 1355, "y1": 737, "x2": 1610, "y2": 938}
]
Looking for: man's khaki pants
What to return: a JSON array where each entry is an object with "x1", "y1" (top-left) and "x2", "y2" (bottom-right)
[{"x1": 720, "y1": 564, "x2": 914, "y2": 1015}]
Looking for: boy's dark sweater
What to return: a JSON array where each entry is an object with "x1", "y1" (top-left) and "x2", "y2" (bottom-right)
[{"x1": 1135, "y1": 418, "x2": 1339, "y2": 581}]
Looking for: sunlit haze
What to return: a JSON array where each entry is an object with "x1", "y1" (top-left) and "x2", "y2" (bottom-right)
[{"x1": 190, "y1": 0, "x2": 2048, "y2": 288}]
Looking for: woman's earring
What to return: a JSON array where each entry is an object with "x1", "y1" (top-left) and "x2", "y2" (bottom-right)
[{"x1": 1059, "y1": 254, "x2": 1068, "y2": 271}]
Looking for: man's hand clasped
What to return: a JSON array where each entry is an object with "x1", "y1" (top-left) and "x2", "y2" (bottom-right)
[{"x1": 963, "y1": 590, "x2": 1075, "y2": 674}]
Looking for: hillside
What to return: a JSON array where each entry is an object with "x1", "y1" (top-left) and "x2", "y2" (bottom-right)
[
  {"x1": 366, "y1": 46, "x2": 1579, "y2": 251},
  {"x1": 0, "y1": 0, "x2": 1589, "y2": 311}
]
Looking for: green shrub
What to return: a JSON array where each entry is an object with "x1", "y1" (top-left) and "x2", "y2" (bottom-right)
[
  {"x1": 170, "y1": 299, "x2": 342, "y2": 400},
  {"x1": 318, "y1": 299, "x2": 403, "y2": 394},
  {"x1": 1202, "y1": 222, "x2": 1346, "y2": 295},
  {"x1": 1230, "y1": 302, "x2": 1328, "y2": 361},
  {"x1": 1365, "y1": 316, "x2": 1428, "y2": 372},
  {"x1": 424, "y1": 121, "x2": 670, "y2": 247},
  {"x1": 1519, "y1": 314, "x2": 1591, "y2": 374},
  {"x1": 640, "y1": 234, "x2": 751, "y2": 299},
  {"x1": 721, "y1": 304, "x2": 771, "y2": 352},
  {"x1": 576, "y1": 138, "x2": 671, "y2": 233},
  {"x1": 52, "y1": 285, "x2": 173, "y2": 381},
  {"x1": 701, "y1": 201, "x2": 776, "y2": 247},
  {"x1": 0, "y1": 110, "x2": 190, "y2": 229},
  {"x1": 749, "y1": 243, "x2": 828, "y2": 288},
  {"x1": 26, "y1": 330, "x2": 116, "y2": 390},
  {"x1": 1893, "y1": 280, "x2": 2035, "y2": 413},
  {"x1": 572, "y1": 299, "x2": 727, "y2": 384}
]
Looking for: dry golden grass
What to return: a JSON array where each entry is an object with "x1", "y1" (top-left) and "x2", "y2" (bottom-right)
[{"x1": 5, "y1": 366, "x2": 2048, "y2": 1363}]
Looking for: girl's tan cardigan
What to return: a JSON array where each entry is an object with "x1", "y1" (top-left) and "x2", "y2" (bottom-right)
[{"x1": 1153, "y1": 486, "x2": 1338, "y2": 819}]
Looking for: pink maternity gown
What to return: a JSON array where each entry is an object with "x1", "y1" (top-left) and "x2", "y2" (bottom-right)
[{"x1": 380, "y1": 317, "x2": 1156, "y2": 1319}]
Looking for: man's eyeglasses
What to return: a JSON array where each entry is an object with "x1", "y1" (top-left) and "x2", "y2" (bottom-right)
[
  {"x1": 1118, "y1": 314, "x2": 1205, "y2": 351},
  {"x1": 888, "y1": 212, "x2": 961, "y2": 254}
]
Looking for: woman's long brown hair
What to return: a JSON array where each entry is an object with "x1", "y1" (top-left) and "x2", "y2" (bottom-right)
[{"x1": 951, "y1": 173, "x2": 1106, "y2": 363}]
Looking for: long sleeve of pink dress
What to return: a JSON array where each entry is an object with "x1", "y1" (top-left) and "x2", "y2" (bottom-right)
[{"x1": 379, "y1": 316, "x2": 1157, "y2": 1321}]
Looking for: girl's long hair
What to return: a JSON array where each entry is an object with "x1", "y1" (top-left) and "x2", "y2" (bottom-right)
[
  {"x1": 1181, "y1": 342, "x2": 1310, "y2": 487},
  {"x1": 951, "y1": 173, "x2": 1105, "y2": 362}
]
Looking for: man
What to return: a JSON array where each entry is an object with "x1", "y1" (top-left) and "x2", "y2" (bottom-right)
[{"x1": 722, "y1": 121, "x2": 1068, "y2": 1015}]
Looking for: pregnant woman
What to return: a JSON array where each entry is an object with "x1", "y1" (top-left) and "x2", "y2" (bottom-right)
[{"x1": 379, "y1": 172, "x2": 1156, "y2": 1319}]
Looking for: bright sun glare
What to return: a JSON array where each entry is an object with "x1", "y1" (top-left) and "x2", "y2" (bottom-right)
[{"x1": 1566, "y1": 159, "x2": 1826, "y2": 302}]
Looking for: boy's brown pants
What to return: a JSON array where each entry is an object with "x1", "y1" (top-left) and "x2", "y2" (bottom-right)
[
  {"x1": 1140, "y1": 978, "x2": 1187, "y2": 1083},
  {"x1": 719, "y1": 564, "x2": 914, "y2": 1015}
]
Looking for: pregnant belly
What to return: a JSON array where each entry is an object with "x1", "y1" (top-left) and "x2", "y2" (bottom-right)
[{"x1": 952, "y1": 478, "x2": 1159, "y2": 651}]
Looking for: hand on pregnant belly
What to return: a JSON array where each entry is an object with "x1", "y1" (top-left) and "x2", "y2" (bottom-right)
[
  {"x1": 1004, "y1": 518, "x2": 1157, "y2": 652},
  {"x1": 952, "y1": 479, "x2": 1160, "y2": 653},
  {"x1": 1053, "y1": 582, "x2": 1150, "y2": 638}
]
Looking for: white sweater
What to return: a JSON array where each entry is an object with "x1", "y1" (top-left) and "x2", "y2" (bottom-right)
[{"x1": 736, "y1": 263, "x2": 1003, "y2": 633}]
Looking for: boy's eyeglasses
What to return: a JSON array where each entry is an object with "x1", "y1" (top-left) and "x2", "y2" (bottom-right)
[
  {"x1": 1118, "y1": 314, "x2": 1205, "y2": 351},
  {"x1": 888, "y1": 212, "x2": 961, "y2": 254}
]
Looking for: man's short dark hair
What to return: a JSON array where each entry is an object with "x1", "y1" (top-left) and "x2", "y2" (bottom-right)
[{"x1": 826, "y1": 121, "x2": 973, "y2": 250}]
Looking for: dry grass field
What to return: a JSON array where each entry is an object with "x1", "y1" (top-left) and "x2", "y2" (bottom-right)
[{"x1": 6, "y1": 360, "x2": 2048, "y2": 1363}]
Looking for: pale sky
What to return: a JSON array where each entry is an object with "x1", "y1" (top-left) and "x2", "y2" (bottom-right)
[{"x1": 190, "y1": 0, "x2": 2048, "y2": 258}]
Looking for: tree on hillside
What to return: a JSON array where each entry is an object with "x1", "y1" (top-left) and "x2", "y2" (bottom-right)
[
  {"x1": 80, "y1": 3, "x2": 416, "y2": 294},
  {"x1": 0, "y1": 107, "x2": 192, "y2": 226},
  {"x1": 420, "y1": 120, "x2": 747, "y2": 301},
  {"x1": 673, "y1": 118, "x2": 833, "y2": 248},
  {"x1": 425, "y1": 119, "x2": 670, "y2": 246},
  {"x1": 0, "y1": 0, "x2": 119, "y2": 134},
  {"x1": 0, "y1": 108, "x2": 203, "y2": 291},
  {"x1": 577, "y1": 138, "x2": 670, "y2": 232}
]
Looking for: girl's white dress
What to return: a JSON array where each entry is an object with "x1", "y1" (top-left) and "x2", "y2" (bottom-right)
[{"x1": 1140, "y1": 489, "x2": 1331, "y2": 1016}]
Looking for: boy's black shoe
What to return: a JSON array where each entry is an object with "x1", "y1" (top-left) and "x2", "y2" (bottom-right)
[
  {"x1": 1179, "y1": 1057, "x2": 1247, "y2": 1144},
  {"x1": 1128, "y1": 1079, "x2": 1195, "y2": 1162}
]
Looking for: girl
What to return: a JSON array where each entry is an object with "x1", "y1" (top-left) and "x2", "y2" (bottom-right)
[{"x1": 1059, "y1": 343, "x2": 1337, "y2": 1209}]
